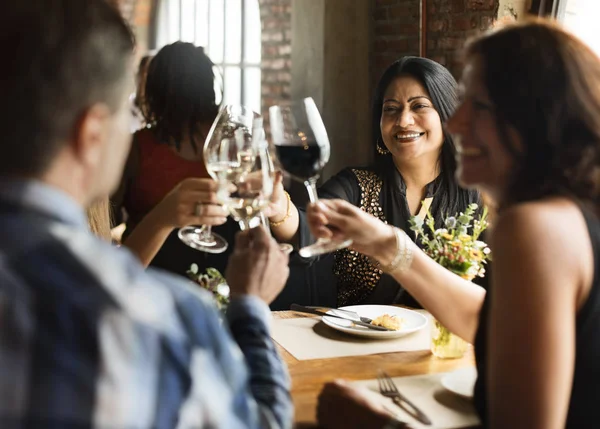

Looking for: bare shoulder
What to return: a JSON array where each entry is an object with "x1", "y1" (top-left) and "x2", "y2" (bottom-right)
[
  {"x1": 492, "y1": 197, "x2": 593, "y2": 306},
  {"x1": 493, "y1": 197, "x2": 589, "y2": 249}
]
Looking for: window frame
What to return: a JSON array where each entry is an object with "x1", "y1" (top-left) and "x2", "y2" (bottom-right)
[
  {"x1": 151, "y1": 0, "x2": 261, "y2": 111},
  {"x1": 529, "y1": 0, "x2": 561, "y2": 16}
]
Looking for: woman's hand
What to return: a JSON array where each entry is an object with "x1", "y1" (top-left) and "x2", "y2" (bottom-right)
[
  {"x1": 306, "y1": 199, "x2": 397, "y2": 263},
  {"x1": 122, "y1": 178, "x2": 228, "y2": 267},
  {"x1": 264, "y1": 172, "x2": 288, "y2": 222},
  {"x1": 153, "y1": 178, "x2": 228, "y2": 229}
]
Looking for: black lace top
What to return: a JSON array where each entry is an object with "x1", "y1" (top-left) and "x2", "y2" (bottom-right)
[{"x1": 294, "y1": 156, "x2": 481, "y2": 307}]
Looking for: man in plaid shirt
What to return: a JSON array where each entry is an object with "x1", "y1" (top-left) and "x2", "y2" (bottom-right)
[{"x1": 0, "y1": 1, "x2": 292, "y2": 428}]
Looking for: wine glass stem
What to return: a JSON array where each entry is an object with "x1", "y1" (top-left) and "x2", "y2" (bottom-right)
[
  {"x1": 259, "y1": 212, "x2": 272, "y2": 234},
  {"x1": 304, "y1": 178, "x2": 319, "y2": 203},
  {"x1": 200, "y1": 225, "x2": 214, "y2": 241},
  {"x1": 304, "y1": 177, "x2": 333, "y2": 247},
  {"x1": 238, "y1": 219, "x2": 251, "y2": 231}
]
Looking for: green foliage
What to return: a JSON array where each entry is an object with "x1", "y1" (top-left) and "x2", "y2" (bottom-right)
[
  {"x1": 186, "y1": 264, "x2": 230, "y2": 309},
  {"x1": 408, "y1": 203, "x2": 491, "y2": 280}
]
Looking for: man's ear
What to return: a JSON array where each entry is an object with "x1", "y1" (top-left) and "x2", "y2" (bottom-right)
[{"x1": 72, "y1": 103, "x2": 111, "y2": 168}]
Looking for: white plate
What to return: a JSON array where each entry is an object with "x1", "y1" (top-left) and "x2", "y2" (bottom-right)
[
  {"x1": 322, "y1": 305, "x2": 428, "y2": 339},
  {"x1": 441, "y1": 367, "x2": 478, "y2": 399}
]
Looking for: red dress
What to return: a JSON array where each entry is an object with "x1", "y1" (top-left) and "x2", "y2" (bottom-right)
[
  {"x1": 125, "y1": 129, "x2": 209, "y2": 229},
  {"x1": 121, "y1": 129, "x2": 239, "y2": 277}
]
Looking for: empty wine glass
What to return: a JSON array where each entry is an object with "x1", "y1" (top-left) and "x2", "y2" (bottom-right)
[
  {"x1": 269, "y1": 97, "x2": 352, "y2": 257},
  {"x1": 178, "y1": 105, "x2": 258, "y2": 253}
]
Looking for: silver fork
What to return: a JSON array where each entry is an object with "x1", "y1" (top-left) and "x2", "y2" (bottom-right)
[{"x1": 377, "y1": 371, "x2": 432, "y2": 426}]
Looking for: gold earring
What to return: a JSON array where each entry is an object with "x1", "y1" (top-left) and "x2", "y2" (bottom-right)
[{"x1": 377, "y1": 138, "x2": 390, "y2": 155}]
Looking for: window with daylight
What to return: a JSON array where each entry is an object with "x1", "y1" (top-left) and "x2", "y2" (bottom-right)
[
  {"x1": 556, "y1": 0, "x2": 600, "y2": 56},
  {"x1": 155, "y1": 0, "x2": 262, "y2": 113}
]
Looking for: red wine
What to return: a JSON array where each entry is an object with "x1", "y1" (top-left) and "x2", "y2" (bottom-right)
[{"x1": 275, "y1": 144, "x2": 325, "y2": 181}]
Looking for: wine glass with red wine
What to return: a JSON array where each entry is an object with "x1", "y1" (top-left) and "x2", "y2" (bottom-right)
[{"x1": 269, "y1": 97, "x2": 352, "y2": 257}]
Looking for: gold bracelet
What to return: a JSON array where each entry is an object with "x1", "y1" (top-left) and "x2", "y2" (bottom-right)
[
  {"x1": 378, "y1": 227, "x2": 414, "y2": 273},
  {"x1": 269, "y1": 191, "x2": 291, "y2": 227}
]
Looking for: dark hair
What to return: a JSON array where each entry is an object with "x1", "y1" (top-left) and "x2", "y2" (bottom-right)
[
  {"x1": 143, "y1": 42, "x2": 221, "y2": 152},
  {"x1": 371, "y1": 56, "x2": 471, "y2": 218},
  {"x1": 466, "y1": 19, "x2": 600, "y2": 208},
  {"x1": 0, "y1": 0, "x2": 134, "y2": 176}
]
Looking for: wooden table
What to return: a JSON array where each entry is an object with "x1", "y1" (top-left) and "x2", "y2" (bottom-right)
[{"x1": 273, "y1": 310, "x2": 476, "y2": 428}]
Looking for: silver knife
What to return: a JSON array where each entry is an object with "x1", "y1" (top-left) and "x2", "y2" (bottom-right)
[
  {"x1": 290, "y1": 304, "x2": 394, "y2": 331},
  {"x1": 304, "y1": 305, "x2": 373, "y2": 324}
]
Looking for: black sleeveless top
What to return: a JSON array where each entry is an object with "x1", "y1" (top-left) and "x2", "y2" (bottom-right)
[{"x1": 473, "y1": 206, "x2": 600, "y2": 427}]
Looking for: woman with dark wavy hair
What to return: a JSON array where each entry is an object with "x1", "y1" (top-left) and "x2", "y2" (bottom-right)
[
  {"x1": 269, "y1": 57, "x2": 481, "y2": 308},
  {"x1": 313, "y1": 19, "x2": 600, "y2": 429}
]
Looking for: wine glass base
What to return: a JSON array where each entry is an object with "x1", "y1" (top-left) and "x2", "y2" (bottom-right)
[
  {"x1": 298, "y1": 238, "x2": 352, "y2": 258},
  {"x1": 178, "y1": 227, "x2": 228, "y2": 254}
]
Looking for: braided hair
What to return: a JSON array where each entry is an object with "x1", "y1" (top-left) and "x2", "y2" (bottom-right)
[{"x1": 142, "y1": 42, "x2": 221, "y2": 152}]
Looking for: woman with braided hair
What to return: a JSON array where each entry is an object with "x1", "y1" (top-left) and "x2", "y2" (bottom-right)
[{"x1": 112, "y1": 41, "x2": 232, "y2": 276}]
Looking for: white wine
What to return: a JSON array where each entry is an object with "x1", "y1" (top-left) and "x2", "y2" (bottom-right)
[
  {"x1": 208, "y1": 161, "x2": 245, "y2": 182},
  {"x1": 226, "y1": 195, "x2": 270, "y2": 221},
  {"x1": 237, "y1": 149, "x2": 256, "y2": 172}
]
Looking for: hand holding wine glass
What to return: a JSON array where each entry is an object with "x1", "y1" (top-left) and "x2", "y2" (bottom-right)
[
  {"x1": 154, "y1": 178, "x2": 228, "y2": 229},
  {"x1": 226, "y1": 226, "x2": 290, "y2": 304},
  {"x1": 178, "y1": 104, "x2": 258, "y2": 253},
  {"x1": 213, "y1": 134, "x2": 274, "y2": 231},
  {"x1": 210, "y1": 126, "x2": 294, "y2": 255},
  {"x1": 269, "y1": 97, "x2": 352, "y2": 257},
  {"x1": 305, "y1": 198, "x2": 396, "y2": 264}
]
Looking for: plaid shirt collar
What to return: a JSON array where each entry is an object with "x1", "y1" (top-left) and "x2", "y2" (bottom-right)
[{"x1": 0, "y1": 179, "x2": 88, "y2": 229}]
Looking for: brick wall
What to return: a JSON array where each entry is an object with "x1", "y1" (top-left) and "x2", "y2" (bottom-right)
[
  {"x1": 113, "y1": 0, "x2": 151, "y2": 54},
  {"x1": 111, "y1": 0, "x2": 137, "y2": 23},
  {"x1": 373, "y1": 0, "x2": 499, "y2": 82},
  {"x1": 131, "y1": 0, "x2": 152, "y2": 54},
  {"x1": 258, "y1": 0, "x2": 292, "y2": 119},
  {"x1": 117, "y1": 0, "x2": 137, "y2": 22},
  {"x1": 373, "y1": 0, "x2": 421, "y2": 86},
  {"x1": 427, "y1": 0, "x2": 498, "y2": 75}
]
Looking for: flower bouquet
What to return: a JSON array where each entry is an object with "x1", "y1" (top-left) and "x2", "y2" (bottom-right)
[
  {"x1": 409, "y1": 203, "x2": 491, "y2": 358},
  {"x1": 186, "y1": 264, "x2": 230, "y2": 311}
]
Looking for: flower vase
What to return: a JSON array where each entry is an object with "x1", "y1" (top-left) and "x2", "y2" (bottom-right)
[
  {"x1": 430, "y1": 318, "x2": 468, "y2": 359},
  {"x1": 407, "y1": 202, "x2": 490, "y2": 359}
]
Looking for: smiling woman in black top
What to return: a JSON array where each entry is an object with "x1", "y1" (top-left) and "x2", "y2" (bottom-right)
[
  {"x1": 311, "y1": 19, "x2": 600, "y2": 429},
  {"x1": 269, "y1": 57, "x2": 481, "y2": 308}
]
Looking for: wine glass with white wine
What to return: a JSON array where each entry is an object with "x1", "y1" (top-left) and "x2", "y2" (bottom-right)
[
  {"x1": 178, "y1": 104, "x2": 258, "y2": 252},
  {"x1": 206, "y1": 123, "x2": 294, "y2": 255},
  {"x1": 210, "y1": 134, "x2": 274, "y2": 231}
]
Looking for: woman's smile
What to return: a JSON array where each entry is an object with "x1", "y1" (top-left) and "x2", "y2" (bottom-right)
[{"x1": 394, "y1": 131, "x2": 426, "y2": 144}]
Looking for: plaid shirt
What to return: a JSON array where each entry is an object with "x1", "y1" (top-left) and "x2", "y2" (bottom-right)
[{"x1": 0, "y1": 180, "x2": 292, "y2": 429}]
